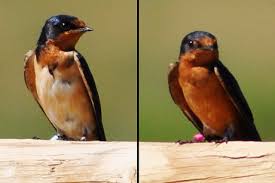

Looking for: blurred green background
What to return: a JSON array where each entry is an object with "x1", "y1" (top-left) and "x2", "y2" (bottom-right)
[
  {"x1": 0, "y1": 0, "x2": 136, "y2": 140},
  {"x1": 140, "y1": 0, "x2": 275, "y2": 141}
]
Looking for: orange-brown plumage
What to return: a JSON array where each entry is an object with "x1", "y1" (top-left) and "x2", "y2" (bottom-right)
[
  {"x1": 24, "y1": 15, "x2": 105, "y2": 141},
  {"x1": 168, "y1": 31, "x2": 261, "y2": 141},
  {"x1": 178, "y1": 55, "x2": 238, "y2": 137}
]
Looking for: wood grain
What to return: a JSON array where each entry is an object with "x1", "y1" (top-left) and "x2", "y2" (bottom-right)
[
  {"x1": 0, "y1": 139, "x2": 137, "y2": 183},
  {"x1": 140, "y1": 141, "x2": 275, "y2": 183}
]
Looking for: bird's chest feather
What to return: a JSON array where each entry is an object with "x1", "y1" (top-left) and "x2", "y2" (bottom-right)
[
  {"x1": 34, "y1": 52, "x2": 95, "y2": 138},
  {"x1": 179, "y1": 65, "x2": 238, "y2": 135},
  {"x1": 36, "y1": 65, "x2": 79, "y2": 103}
]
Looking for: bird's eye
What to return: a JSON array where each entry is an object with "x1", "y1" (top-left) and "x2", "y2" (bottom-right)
[
  {"x1": 59, "y1": 22, "x2": 71, "y2": 31},
  {"x1": 188, "y1": 40, "x2": 199, "y2": 48},
  {"x1": 188, "y1": 40, "x2": 194, "y2": 47}
]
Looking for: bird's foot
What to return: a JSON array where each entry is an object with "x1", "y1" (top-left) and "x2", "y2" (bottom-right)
[
  {"x1": 80, "y1": 136, "x2": 87, "y2": 141},
  {"x1": 32, "y1": 136, "x2": 40, "y2": 140},
  {"x1": 176, "y1": 140, "x2": 199, "y2": 145},
  {"x1": 176, "y1": 139, "x2": 195, "y2": 145},
  {"x1": 50, "y1": 135, "x2": 59, "y2": 140},
  {"x1": 193, "y1": 133, "x2": 205, "y2": 142},
  {"x1": 50, "y1": 134, "x2": 69, "y2": 141},
  {"x1": 214, "y1": 136, "x2": 228, "y2": 144},
  {"x1": 176, "y1": 133, "x2": 206, "y2": 145}
]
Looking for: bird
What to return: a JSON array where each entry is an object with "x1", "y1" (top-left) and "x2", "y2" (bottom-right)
[
  {"x1": 168, "y1": 31, "x2": 261, "y2": 142},
  {"x1": 24, "y1": 14, "x2": 106, "y2": 141}
]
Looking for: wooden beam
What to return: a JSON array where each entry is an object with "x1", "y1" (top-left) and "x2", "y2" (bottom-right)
[
  {"x1": 2, "y1": 140, "x2": 273, "y2": 182},
  {"x1": 140, "y1": 141, "x2": 275, "y2": 183},
  {"x1": 0, "y1": 139, "x2": 137, "y2": 183}
]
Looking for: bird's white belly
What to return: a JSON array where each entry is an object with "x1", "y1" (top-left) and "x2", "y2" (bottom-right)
[{"x1": 34, "y1": 64, "x2": 95, "y2": 139}]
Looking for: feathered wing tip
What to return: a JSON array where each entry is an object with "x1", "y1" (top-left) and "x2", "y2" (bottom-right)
[{"x1": 74, "y1": 51, "x2": 106, "y2": 141}]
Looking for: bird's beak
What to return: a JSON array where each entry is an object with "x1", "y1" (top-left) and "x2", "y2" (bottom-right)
[
  {"x1": 77, "y1": 26, "x2": 93, "y2": 32},
  {"x1": 83, "y1": 26, "x2": 93, "y2": 32}
]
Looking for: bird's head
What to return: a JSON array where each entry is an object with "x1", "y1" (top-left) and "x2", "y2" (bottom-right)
[
  {"x1": 179, "y1": 31, "x2": 219, "y2": 66},
  {"x1": 37, "y1": 15, "x2": 92, "y2": 51}
]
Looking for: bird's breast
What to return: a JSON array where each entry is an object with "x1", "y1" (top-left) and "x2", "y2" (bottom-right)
[
  {"x1": 34, "y1": 57, "x2": 96, "y2": 140},
  {"x1": 179, "y1": 65, "x2": 238, "y2": 136}
]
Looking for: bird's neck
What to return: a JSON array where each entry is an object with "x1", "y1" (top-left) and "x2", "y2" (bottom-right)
[
  {"x1": 179, "y1": 51, "x2": 219, "y2": 67},
  {"x1": 35, "y1": 41, "x2": 76, "y2": 80}
]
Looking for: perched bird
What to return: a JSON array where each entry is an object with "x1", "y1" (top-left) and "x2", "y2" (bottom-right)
[
  {"x1": 168, "y1": 31, "x2": 261, "y2": 142},
  {"x1": 24, "y1": 15, "x2": 106, "y2": 141}
]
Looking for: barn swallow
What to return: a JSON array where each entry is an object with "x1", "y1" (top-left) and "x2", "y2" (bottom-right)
[
  {"x1": 168, "y1": 31, "x2": 261, "y2": 142},
  {"x1": 24, "y1": 15, "x2": 106, "y2": 141}
]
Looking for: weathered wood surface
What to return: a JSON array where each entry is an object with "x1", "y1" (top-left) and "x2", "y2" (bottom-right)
[
  {"x1": 0, "y1": 139, "x2": 137, "y2": 183},
  {"x1": 140, "y1": 141, "x2": 275, "y2": 183}
]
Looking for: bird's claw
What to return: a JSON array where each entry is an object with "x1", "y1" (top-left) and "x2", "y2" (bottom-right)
[
  {"x1": 50, "y1": 134, "x2": 69, "y2": 141},
  {"x1": 176, "y1": 133, "x2": 206, "y2": 145},
  {"x1": 214, "y1": 137, "x2": 228, "y2": 144},
  {"x1": 176, "y1": 139, "x2": 194, "y2": 145}
]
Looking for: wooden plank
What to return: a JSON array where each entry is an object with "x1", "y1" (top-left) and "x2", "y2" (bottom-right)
[
  {"x1": 140, "y1": 141, "x2": 275, "y2": 183},
  {"x1": 2, "y1": 140, "x2": 273, "y2": 182},
  {"x1": 0, "y1": 139, "x2": 137, "y2": 183}
]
